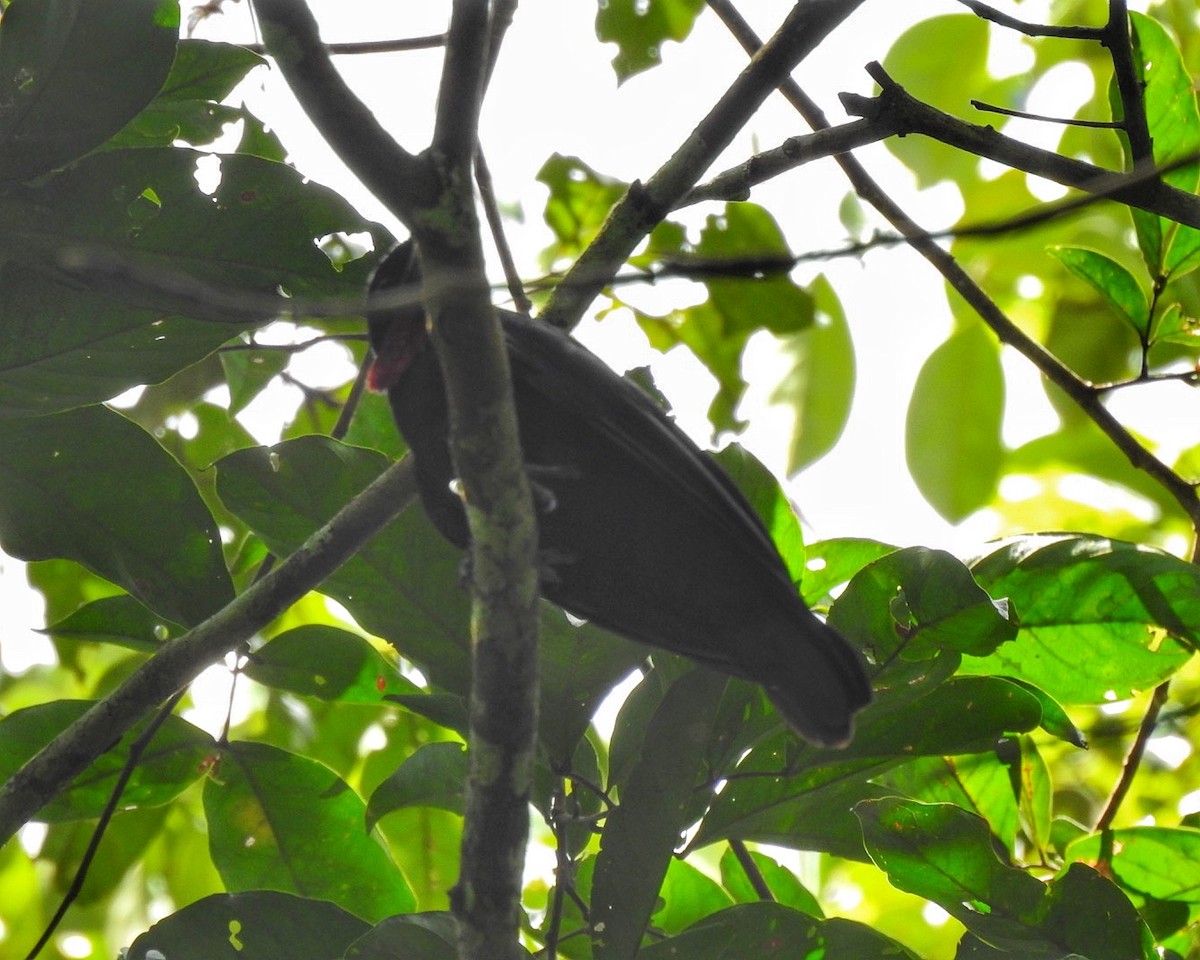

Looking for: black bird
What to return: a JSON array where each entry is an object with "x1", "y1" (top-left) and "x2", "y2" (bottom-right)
[{"x1": 366, "y1": 242, "x2": 871, "y2": 746}]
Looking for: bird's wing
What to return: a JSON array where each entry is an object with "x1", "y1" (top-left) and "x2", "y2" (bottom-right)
[{"x1": 500, "y1": 310, "x2": 797, "y2": 585}]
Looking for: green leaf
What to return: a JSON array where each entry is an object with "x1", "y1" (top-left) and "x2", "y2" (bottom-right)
[
  {"x1": 1047, "y1": 245, "x2": 1150, "y2": 337},
  {"x1": 638, "y1": 903, "x2": 920, "y2": 960},
  {"x1": 882, "y1": 15, "x2": 1008, "y2": 191},
  {"x1": 220, "y1": 347, "x2": 290, "y2": 416},
  {"x1": 774, "y1": 274, "x2": 855, "y2": 473},
  {"x1": 654, "y1": 859, "x2": 733, "y2": 936},
  {"x1": 635, "y1": 203, "x2": 814, "y2": 434},
  {"x1": 1122, "y1": 14, "x2": 1200, "y2": 280},
  {"x1": 857, "y1": 799, "x2": 1153, "y2": 958},
  {"x1": 537, "y1": 153, "x2": 627, "y2": 267},
  {"x1": 348, "y1": 913, "x2": 465, "y2": 960},
  {"x1": 594, "y1": 0, "x2": 705, "y2": 83},
  {"x1": 906, "y1": 323, "x2": 1004, "y2": 521},
  {"x1": 965, "y1": 535, "x2": 1197, "y2": 703},
  {"x1": 108, "y1": 40, "x2": 268, "y2": 150},
  {"x1": 1149, "y1": 302, "x2": 1200, "y2": 347},
  {"x1": 1068, "y1": 826, "x2": 1200, "y2": 905},
  {"x1": 43, "y1": 594, "x2": 182, "y2": 652},
  {"x1": 0, "y1": 148, "x2": 385, "y2": 416},
  {"x1": 592, "y1": 666, "x2": 729, "y2": 960},
  {"x1": 203, "y1": 740, "x2": 415, "y2": 922},
  {"x1": 695, "y1": 678, "x2": 1041, "y2": 855},
  {"x1": 833, "y1": 546, "x2": 1018, "y2": 664},
  {"x1": 0, "y1": 0, "x2": 178, "y2": 181},
  {"x1": 0, "y1": 701, "x2": 213, "y2": 822},
  {"x1": 126, "y1": 891, "x2": 370, "y2": 959},
  {"x1": 883, "y1": 752, "x2": 1020, "y2": 852},
  {"x1": 712, "y1": 443, "x2": 806, "y2": 585},
  {"x1": 0, "y1": 405, "x2": 234, "y2": 626},
  {"x1": 1016, "y1": 737, "x2": 1053, "y2": 862},
  {"x1": 801, "y1": 538, "x2": 897, "y2": 605},
  {"x1": 718, "y1": 847, "x2": 822, "y2": 916},
  {"x1": 1003, "y1": 679, "x2": 1088, "y2": 747},
  {"x1": 366, "y1": 742, "x2": 468, "y2": 826},
  {"x1": 244, "y1": 626, "x2": 418, "y2": 703},
  {"x1": 216, "y1": 438, "x2": 472, "y2": 690}
]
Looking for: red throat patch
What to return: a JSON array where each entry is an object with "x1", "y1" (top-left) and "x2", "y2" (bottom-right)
[{"x1": 367, "y1": 317, "x2": 427, "y2": 391}]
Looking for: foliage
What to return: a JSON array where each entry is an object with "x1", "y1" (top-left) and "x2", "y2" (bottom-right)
[{"x1": 1, "y1": 2, "x2": 1200, "y2": 960}]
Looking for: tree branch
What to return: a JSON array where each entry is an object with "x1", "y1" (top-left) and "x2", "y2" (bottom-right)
[
  {"x1": 679, "y1": 117, "x2": 897, "y2": 207},
  {"x1": 255, "y1": 4, "x2": 541, "y2": 955},
  {"x1": 251, "y1": 0, "x2": 440, "y2": 226},
  {"x1": 847, "y1": 63, "x2": 1200, "y2": 230},
  {"x1": 0, "y1": 459, "x2": 417, "y2": 846}
]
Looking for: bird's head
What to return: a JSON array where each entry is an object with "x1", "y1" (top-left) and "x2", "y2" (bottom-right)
[{"x1": 366, "y1": 239, "x2": 430, "y2": 392}]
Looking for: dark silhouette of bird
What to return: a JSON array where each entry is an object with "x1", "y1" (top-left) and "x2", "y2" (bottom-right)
[{"x1": 366, "y1": 241, "x2": 871, "y2": 746}]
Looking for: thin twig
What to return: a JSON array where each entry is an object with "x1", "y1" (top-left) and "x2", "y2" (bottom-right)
[
  {"x1": 22, "y1": 691, "x2": 186, "y2": 960},
  {"x1": 728, "y1": 839, "x2": 775, "y2": 902},
  {"x1": 956, "y1": 0, "x2": 1105, "y2": 39},
  {"x1": 244, "y1": 35, "x2": 446, "y2": 55},
  {"x1": 970, "y1": 100, "x2": 1121, "y2": 128},
  {"x1": 1093, "y1": 682, "x2": 1170, "y2": 834},
  {"x1": 477, "y1": 148, "x2": 532, "y2": 314}
]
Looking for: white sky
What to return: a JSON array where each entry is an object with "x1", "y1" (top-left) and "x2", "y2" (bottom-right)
[{"x1": 0, "y1": 0, "x2": 1176, "y2": 671}]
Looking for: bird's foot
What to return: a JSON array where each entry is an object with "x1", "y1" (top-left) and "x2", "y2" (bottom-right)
[
  {"x1": 536, "y1": 547, "x2": 575, "y2": 585},
  {"x1": 526, "y1": 463, "x2": 582, "y2": 515}
]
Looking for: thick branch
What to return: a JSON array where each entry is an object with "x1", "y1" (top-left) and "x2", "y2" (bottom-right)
[
  {"x1": 540, "y1": 0, "x2": 867, "y2": 331},
  {"x1": 254, "y1": 4, "x2": 541, "y2": 955},
  {"x1": 680, "y1": 117, "x2": 896, "y2": 207},
  {"x1": 426, "y1": 8, "x2": 541, "y2": 958},
  {"x1": 251, "y1": 0, "x2": 440, "y2": 225},
  {"x1": 849, "y1": 63, "x2": 1200, "y2": 230},
  {"x1": 0, "y1": 459, "x2": 417, "y2": 845},
  {"x1": 432, "y1": 0, "x2": 490, "y2": 165}
]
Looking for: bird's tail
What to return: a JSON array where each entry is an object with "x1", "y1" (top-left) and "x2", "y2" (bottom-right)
[{"x1": 759, "y1": 616, "x2": 873, "y2": 748}]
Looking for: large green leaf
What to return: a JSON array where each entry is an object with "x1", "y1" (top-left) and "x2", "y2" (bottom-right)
[
  {"x1": 832, "y1": 545, "x2": 1018, "y2": 664},
  {"x1": 857, "y1": 799, "x2": 1154, "y2": 958},
  {"x1": 0, "y1": 0, "x2": 178, "y2": 181},
  {"x1": 537, "y1": 153, "x2": 627, "y2": 268},
  {"x1": 203, "y1": 740, "x2": 414, "y2": 922},
  {"x1": 906, "y1": 322, "x2": 1004, "y2": 522},
  {"x1": 0, "y1": 701, "x2": 213, "y2": 822},
  {"x1": 591, "y1": 666, "x2": 729, "y2": 960},
  {"x1": 0, "y1": 147, "x2": 386, "y2": 416},
  {"x1": 638, "y1": 903, "x2": 920, "y2": 960},
  {"x1": 1046, "y1": 245, "x2": 1150, "y2": 337},
  {"x1": 964, "y1": 535, "x2": 1197, "y2": 703},
  {"x1": 243, "y1": 625, "x2": 420, "y2": 704},
  {"x1": 774, "y1": 274, "x2": 855, "y2": 473},
  {"x1": 125, "y1": 891, "x2": 370, "y2": 960},
  {"x1": 694, "y1": 677, "x2": 1041, "y2": 854},
  {"x1": 107, "y1": 40, "x2": 269, "y2": 151},
  {"x1": 635, "y1": 203, "x2": 814, "y2": 434},
  {"x1": 366, "y1": 741, "x2": 469, "y2": 825},
  {"x1": 1068, "y1": 826, "x2": 1200, "y2": 906},
  {"x1": 0, "y1": 405, "x2": 234, "y2": 626}
]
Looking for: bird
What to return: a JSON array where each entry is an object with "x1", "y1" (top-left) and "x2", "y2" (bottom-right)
[{"x1": 366, "y1": 241, "x2": 871, "y2": 747}]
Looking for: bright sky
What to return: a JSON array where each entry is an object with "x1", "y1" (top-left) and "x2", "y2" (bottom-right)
[{"x1": 0, "y1": 0, "x2": 1174, "y2": 673}]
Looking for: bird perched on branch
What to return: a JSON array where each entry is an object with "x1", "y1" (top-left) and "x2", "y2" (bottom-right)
[{"x1": 366, "y1": 241, "x2": 871, "y2": 747}]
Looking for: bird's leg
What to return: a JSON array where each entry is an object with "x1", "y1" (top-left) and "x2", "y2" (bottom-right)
[{"x1": 525, "y1": 463, "x2": 582, "y2": 516}]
